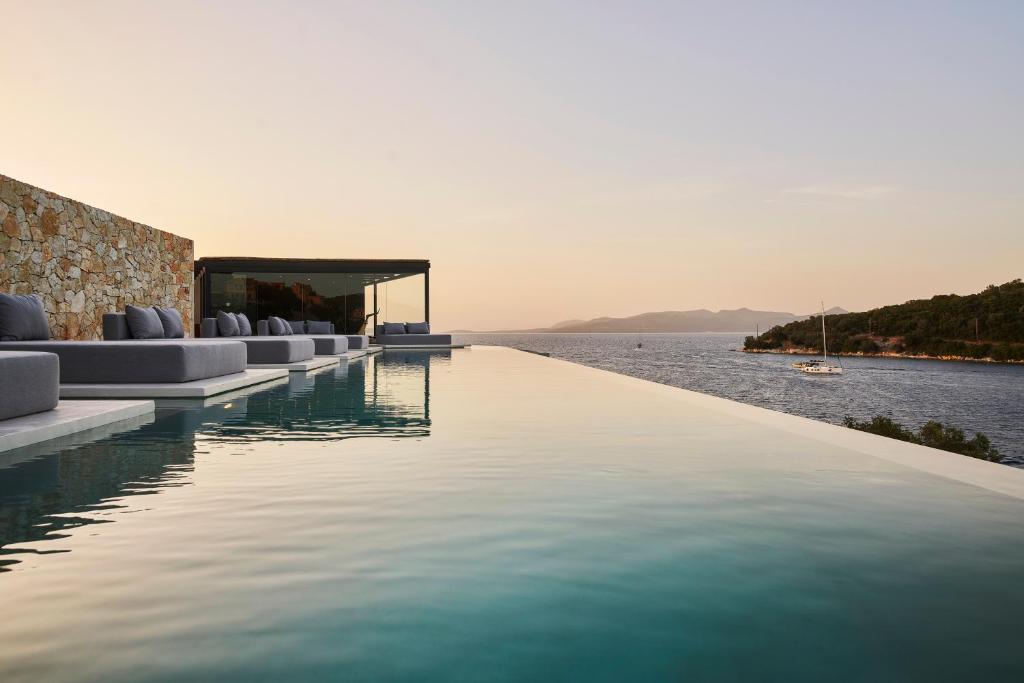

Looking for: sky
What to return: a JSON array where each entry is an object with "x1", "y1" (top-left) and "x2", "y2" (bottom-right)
[{"x1": 2, "y1": 1, "x2": 1022, "y2": 330}]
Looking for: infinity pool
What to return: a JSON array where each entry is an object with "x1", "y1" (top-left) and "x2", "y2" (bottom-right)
[{"x1": 2, "y1": 347, "x2": 1023, "y2": 681}]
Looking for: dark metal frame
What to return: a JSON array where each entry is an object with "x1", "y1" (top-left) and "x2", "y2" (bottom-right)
[{"x1": 195, "y1": 257, "x2": 430, "y2": 327}]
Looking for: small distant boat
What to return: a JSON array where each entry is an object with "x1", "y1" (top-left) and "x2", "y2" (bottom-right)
[
  {"x1": 792, "y1": 359, "x2": 826, "y2": 369},
  {"x1": 801, "y1": 301, "x2": 843, "y2": 375}
]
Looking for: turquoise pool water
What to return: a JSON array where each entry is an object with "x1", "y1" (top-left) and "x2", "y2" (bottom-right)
[{"x1": 2, "y1": 347, "x2": 1023, "y2": 681}]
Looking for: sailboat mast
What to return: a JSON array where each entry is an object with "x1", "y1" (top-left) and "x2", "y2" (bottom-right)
[{"x1": 821, "y1": 301, "x2": 827, "y2": 361}]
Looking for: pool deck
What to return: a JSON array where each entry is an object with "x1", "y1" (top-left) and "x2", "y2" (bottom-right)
[
  {"x1": 496, "y1": 346, "x2": 1024, "y2": 501},
  {"x1": 0, "y1": 399, "x2": 154, "y2": 453}
]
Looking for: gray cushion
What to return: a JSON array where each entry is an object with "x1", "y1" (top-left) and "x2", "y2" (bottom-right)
[
  {"x1": 126, "y1": 305, "x2": 165, "y2": 339},
  {"x1": 217, "y1": 310, "x2": 240, "y2": 337},
  {"x1": 0, "y1": 340, "x2": 248, "y2": 383},
  {"x1": 0, "y1": 294, "x2": 50, "y2": 341},
  {"x1": 305, "y1": 335, "x2": 349, "y2": 355},
  {"x1": 288, "y1": 320, "x2": 306, "y2": 334},
  {"x1": 382, "y1": 322, "x2": 407, "y2": 335},
  {"x1": 376, "y1": 333, "x2": 453, "y2": 346},
  {"x1": 234, "y1": 313, "x2": 253, "y2": 336},
  {"x1": 155, "y1": 306, "x2": 185, "y2": 338},
  {"x1": 345, "y1": 335, "x2": 369, "y2": 350},
  {"x1": 307, "y1": 320, "x2": 333, "y2": 334},
  {"x1": 0, "y1": 351, "x2": 59, "y2": 420},
  {"x1": 102, "y1": 313, "x2": 132, "y2": 340},
  {"x1": 238, "y1": 337, "x2": 315, "y2": 363},
  {"x1": 406, "y1": 321, "x2": 430, "y2": 334},
  {"x1": 268, "y1": 317, "x2": 288, "y2": 336}
]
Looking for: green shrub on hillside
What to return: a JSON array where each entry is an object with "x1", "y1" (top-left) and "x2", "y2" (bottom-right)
[{"x1": 843, "y1": 416, "x2": 1002, "y2": 462}]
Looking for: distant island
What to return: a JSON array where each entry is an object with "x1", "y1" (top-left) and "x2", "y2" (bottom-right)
[
  {"x1": 456, "y1": 307, "x2": 848, "y2": 334},
  {"x1": 744, "y1": 279, "x2": 1024, "y2": 363}
]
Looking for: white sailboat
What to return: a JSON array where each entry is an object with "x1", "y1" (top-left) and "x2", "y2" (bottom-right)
[{"x1": 801, "y1": 302, "x2": 843, "y2": 375}]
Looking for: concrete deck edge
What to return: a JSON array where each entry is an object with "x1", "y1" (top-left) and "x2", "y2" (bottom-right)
[
  {"x1": 249, "y1": 357, "x2": 340, "y2": 372},
  {"x1": 316, "y1": 350, "x2": 369, "y2": 360},
  {"x1": 0, "y1": 400, "x2": 155, "y2": 453},
  {"x1": 480, "y1": 346, "x2": 1024, "y2": 501},
  {"x1": 59, "y1": 369, "x2": 288, "y2": 399}
]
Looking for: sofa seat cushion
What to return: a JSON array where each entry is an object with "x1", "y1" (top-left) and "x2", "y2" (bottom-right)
[
  {"x1": 375, "y1": 333, "x2": 453, "y2": 346},
  {"x1": 0, "y1": 351, "x2": 59, "y2": 420},
  {"x1": 345, "y1": 335, "x2": 369, "y2": 350},
  {"x1": 237, "y1": 337, "x2": 315, "y2": 364},
  {"x1": 0, "y1": 294, "x2": 50, "y2": 341},
  {"x1": 305, "y1": 335, "x2": 349, "y2": 355},
  {"x1": 0, "y1": 340, "x2": 248, "y2": 383}
]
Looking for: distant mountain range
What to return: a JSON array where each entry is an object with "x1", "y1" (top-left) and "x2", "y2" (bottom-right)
[{"x1": 456, "y1": 307, "x2": 848, "y2": 334}]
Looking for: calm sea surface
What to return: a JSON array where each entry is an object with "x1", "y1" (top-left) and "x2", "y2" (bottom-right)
[{"x1": 454, "y1": 333, "x2": 1024, "y2": 468}]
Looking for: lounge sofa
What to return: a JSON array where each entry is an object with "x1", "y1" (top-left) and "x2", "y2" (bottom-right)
[
  {"x1": 199, "y1": 313, "x2": 314, "y2": 364},
  {"x1": 256, "y1": 319, "x2": 367, "y2": 355},
  {"x1": 0, "y1": 351, "x2": 59, "y2": 420},
  {"x1": 373, "y1": 322, "x2": 452, "y2": 346},
  {"x1": 0, "y1": 296, "x2": 247, "y2": 384}
]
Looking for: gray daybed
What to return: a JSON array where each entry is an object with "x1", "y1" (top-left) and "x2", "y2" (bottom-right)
[
  {"x1": 0, "y1": 351, "x2": 59, "y2": 420},
  {"x1": 256, "y1": 319, "x2": 367, "y2": 355},
  {"x1": 199, "y1": 313, "x2": 314, "y2": 364},
  {"x1": 374, "y1": 322, "x2": 452, "y2": 346},
  {"x1": 0, "y1": 297, "x2": 247, "y2": 384}
]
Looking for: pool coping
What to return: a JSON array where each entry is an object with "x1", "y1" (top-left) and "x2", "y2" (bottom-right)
[
  {"x1": 478, "y1": 346, "x2": 1024, "y2": 501},
  {"x1": 0, "y1": 400, "x2": 155, "y2": 453},
  {"x1": 59, "y1": 368, "x2": 289, "y2": 399}
]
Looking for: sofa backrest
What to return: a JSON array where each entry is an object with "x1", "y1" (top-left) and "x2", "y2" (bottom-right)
[
  {"x1": 200, "y1": 317, "x2": 220, "y2": 338},
  {"x1": 102, "y1": 313, "x2": 133, "y2": 340}
]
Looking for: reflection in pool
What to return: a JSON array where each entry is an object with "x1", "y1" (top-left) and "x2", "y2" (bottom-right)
[{"x1": 0, "y1": 352, "x2": 446, "y2": 571}]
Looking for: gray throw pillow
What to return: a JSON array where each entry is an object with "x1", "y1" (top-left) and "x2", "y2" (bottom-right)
[
  {"x1": 268, "y1": 316, "x2": 288, "y2": 336},
  {"x1": 216, "y1": 310, "x2": 240, "y2": 337},
  {"x1": 382, "y1": 322, "x2": 407, "y2": 335},
  {"x1": 126, "y1": 305, "x2": 166, "y2": 339},
  {"x1": 307, "y1": 320, "x2": 332, "y2": 334},
  {"x1": 234, "y1": 312, "x2": 252, "y2": 336},
  {"x1": 155, "y1": 306, "x2": 185, "y2": 338},
  {"x1": 288, "y1": 320, "x2": 306, "y2": 334},
  {"x1": 406, "y1": 321, "x2": 430, "y2": 334},
  {"x1": 0, "y1": 293, "x2": 50, "y2": 341}
]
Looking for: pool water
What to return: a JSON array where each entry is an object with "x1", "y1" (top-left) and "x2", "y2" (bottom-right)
[{"x1": 2, "y1": 347, "x2": 1023, "y2": 681}]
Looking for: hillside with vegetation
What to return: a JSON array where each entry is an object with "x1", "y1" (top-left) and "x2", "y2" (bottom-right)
[{"x1": 744, "y1": 280, "x2": 1024, "y2": 362}]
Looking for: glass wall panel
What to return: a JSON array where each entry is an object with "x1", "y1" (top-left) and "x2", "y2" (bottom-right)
[
  {"x1": 378, "y1": 274, "x2": 426, "y2": 326},
  {"x1": 208, "y1": 271, "x2": 423, "y2": 334}
]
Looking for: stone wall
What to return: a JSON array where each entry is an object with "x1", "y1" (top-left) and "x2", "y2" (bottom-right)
[{"x1": 1, "y1": 173, "x2": 193, "y2": 340}]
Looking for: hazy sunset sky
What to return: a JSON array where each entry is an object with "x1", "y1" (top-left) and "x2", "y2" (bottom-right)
[{"x1": 3, "y1": 1, "x2": 1021, "y2": 330}]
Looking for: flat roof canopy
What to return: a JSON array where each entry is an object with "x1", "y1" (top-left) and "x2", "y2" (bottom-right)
[{"x1": 195, "y1": 257, "x2": 429, "y2": 286}]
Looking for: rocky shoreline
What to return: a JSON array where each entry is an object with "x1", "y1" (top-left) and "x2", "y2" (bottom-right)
[{"x1": 740, "y1": 347, "x2": 1024, "y2": 365}]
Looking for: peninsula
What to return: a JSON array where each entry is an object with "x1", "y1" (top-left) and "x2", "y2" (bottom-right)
[{"x1": 744, "y1": 280, "x2": 1024, "y2": 363}]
